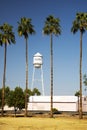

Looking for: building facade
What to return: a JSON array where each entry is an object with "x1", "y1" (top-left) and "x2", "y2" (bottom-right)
[{"x1": 28, "y1": 96, "x2": 87, "y2": 112}]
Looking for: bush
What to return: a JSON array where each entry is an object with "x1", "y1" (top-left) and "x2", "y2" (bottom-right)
[
  {"x1": 52, "y1": 108, "x2": 58, "y2": 114},
  {"x1": 52, "y1": 108, "x2": 62, "y2": 114}
]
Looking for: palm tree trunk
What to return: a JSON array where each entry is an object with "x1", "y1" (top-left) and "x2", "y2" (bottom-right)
[
  {"x1": 50, "y1": 34, "x2": 53, "y2": 118},
  {"x1": 79, "y1": 31, "x2": 83, "y2": 119},
  {"x1": 2, "y1": 44, "x2": 7, "y2": 116},
  {"x1": 25, "y1": 37, "x2": 28, "y2": 117}
]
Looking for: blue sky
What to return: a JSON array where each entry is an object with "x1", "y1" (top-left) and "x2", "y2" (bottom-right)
[{"x1": 0, "y1": 0, "x2": 87, "y2": 96}]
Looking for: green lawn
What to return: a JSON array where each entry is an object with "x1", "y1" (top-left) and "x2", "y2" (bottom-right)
[{"x1": 0, "y1": 117, "x2": 87, "y2": 130}]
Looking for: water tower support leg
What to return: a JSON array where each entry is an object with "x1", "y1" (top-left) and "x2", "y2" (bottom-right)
[
  {"x1": 31, "y1": 67, "x2": 35, "y2": 90},
  {"x1": 41, "y1": 66, "x2": 45, "y2": 96}
]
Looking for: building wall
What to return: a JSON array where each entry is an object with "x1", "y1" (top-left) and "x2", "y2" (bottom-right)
[
  {"x1": 28, "y1": 96, "x2": 78, "y2": 112},
  {"x1": 29, "y1": 102, "x2": 78, "y2": 111},
  {"x1": 82, "y1": 97, "x2": 87, "y2": 112}
]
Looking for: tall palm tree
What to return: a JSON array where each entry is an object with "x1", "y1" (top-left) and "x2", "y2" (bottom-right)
[
  {"x1": 71, "y1": 13, "x2": 87, "y2": 119},
  {"x1": 43, "y1": 15, "x2": 61, "y2": 117},
  {"x1": 0, "y1": 23, "x2": 15, "y2": 116},
  {"x1": 17, "y1": 17, "x2": 35, "y2": 117}
]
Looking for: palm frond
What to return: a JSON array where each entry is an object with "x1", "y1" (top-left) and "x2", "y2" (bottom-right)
[
  {"x1": 71, "y1": 13, "x2": 87, "y2": 34},
  {"x1": 17, "y1": 17, "x2": 35, "y2": 39},
  {"x1": 43, "y1": 15, "x2": 61, "y2": 36},
  {"x1": 0, "y1": 23, "x2": 15, "y2": 45}
]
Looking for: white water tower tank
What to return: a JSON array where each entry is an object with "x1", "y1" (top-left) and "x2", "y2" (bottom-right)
[{"x1": 33, "y1": 52, "x2": 43, "y2": 68}]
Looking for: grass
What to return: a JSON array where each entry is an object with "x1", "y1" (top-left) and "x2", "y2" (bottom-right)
[{"x1": 0, "y1": 116, "x2": 87, "y2": 130}]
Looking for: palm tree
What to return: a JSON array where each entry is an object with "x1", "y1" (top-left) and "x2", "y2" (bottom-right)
[
  {"x1": 71, "y1": 13, "x2": 87, "y2": 119},
  {"x1": 43, "y1": 15, "x2": 61, "y2": 117},
  {"x1": 17, "y1": 17, "x2": 35, "y2": 117},
  {"x1": 0, "y1": 23, "x2": 15, "y2": 116}
]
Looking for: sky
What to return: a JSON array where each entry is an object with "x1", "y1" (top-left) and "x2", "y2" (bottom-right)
[{"x1": 0, "y1": 0, "x2": 87, "y2": 96}]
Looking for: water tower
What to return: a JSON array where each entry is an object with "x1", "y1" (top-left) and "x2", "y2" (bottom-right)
[{"x1": 31, "y1": 52, "x2": 45, "y2": 95}]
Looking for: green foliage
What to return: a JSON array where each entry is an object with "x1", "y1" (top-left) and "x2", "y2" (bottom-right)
[
  {"x1": 13, "y1": 87, "x2": 25, "y2": 109},
  {"x1": 24, "y1": 87, "x2": 41, "y2": 97},
  {"x1": 32, "y1": 88, "x2": 41, "y2": 96},
  {"x1": 0, "y1": 23, "x2": 15, "y2": 45},
  {"x1": 43, "y1": 15, "x2": 61, "y2": 36},
  {"x1": 75, "y1": 90, "x2": 80, "y2": 97},
  {"x1": 0, "y1": 86, "x2": 41, "y2": 109},
  {"x1": 0, "y1": 86, "x2": 25, "y2": 109},
  {"x1": 17, "y1": 17, "x2": 35, "y2": 39},
  {"x1": 52, "y1": 108, "x2": 58, "y2": 114},
  {"x1": 5, "y1": 86, "x2": 10, "y2": 104},
  {"x1": 0, "y1": 87, "x2": 11, "y2": 108},
  {"x1": 71, "y1": 12, "x2": 87, "y2": 34},
  {"x1": 83, "y1": 74, "x2": 87, "y2": 86},
  {"x1": 6, "y1": 90, "x2": 14, "y2": 107}
]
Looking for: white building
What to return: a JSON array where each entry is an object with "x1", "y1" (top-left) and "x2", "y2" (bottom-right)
[
  {"x1": 28, "y1": 96, "x2": 87, "y2": 112},
  {"x1": 28, "y1": 96, "x2": 78, "y2": 112}
]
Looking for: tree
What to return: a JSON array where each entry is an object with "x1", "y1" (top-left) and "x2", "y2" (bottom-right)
[
  {"x1": 7, "y1": 87, "x2": 25, "y2": 110},
  {"x1": 75, "y1": 90, "x2": 80, "y2": 112},
  {"x1": 43, "y1": 15, "x2": 61, "y2": 117},
  {"x1": 0, "y1": 87, "x2": 10, "y2": 108},
  {"x1": 17, "y1": 17, "x2": 35, "y2": 116},
  {"x1": 71, "y1": 13, "x2": 87, "y2": 119},
  {"x1": 13, "y1": 87, "x2": 25, "y2": 110},
  {"x1": 4, "y1": 86, "x2": 10, "y2": 105},
  {"x1": 6, "y1": 90, "x2": 14, "y2": 107},
  {"x1": 32, "y1": 88, "x2": 41, "y2": 95},
  {"x1": 24, "y1": 88, "x2": 41, "y2": 103},
  {"x1": 0, "y1": 23, "x2": 15, "y2": 116}
]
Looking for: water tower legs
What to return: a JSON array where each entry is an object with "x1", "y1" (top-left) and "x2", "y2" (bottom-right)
[
  {"x1": 31, "y1": 67, "x2": 35, "y2": 92},
  {"x1": 41, "y1": 66, "x2": 44, "y2": 95},
  {"x1": 31, "y1": 65, "x2": 45, "y2": 96}
]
